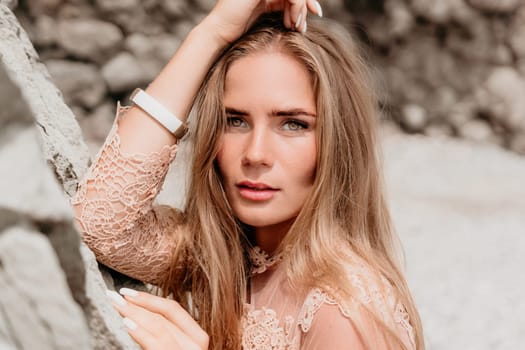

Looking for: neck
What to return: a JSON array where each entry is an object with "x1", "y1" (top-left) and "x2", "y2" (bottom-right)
[{"x1": 252, "y1": 218, "x2": 294, "y2": 254}]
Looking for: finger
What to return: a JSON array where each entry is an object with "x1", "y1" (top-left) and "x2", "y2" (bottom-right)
[
  {"x1": 307, "y1": 0, "x2": 323, "y2": 17},
  {"x1": 119, "y1": 288, "x2": 208, "y2": 347},
  {"x1": 108, "y1": 291, "x2": 191, "y2": 349},
  {"x1": 283, "y1": 1, "x2": 292, "y2": 28},
  {"x1": 288, "y1": 0, "x2": 306, "y2": 30},
  {"x1": 122, "y1": 317, "x2": 160, "y2": 350}
]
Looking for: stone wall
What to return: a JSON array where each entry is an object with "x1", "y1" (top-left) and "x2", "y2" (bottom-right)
[{"x1": 9, "y1": 0, "x2": 525, "y2": 155}]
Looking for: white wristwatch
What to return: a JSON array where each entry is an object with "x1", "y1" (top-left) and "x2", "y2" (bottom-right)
[{"x1": 130, "y1": 88, "x2": 188, "y2": 139}]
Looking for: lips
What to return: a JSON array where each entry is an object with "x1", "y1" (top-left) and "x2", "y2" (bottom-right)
[{"x1": 236, "y1": 181, "x2": 279, "y2": 201}]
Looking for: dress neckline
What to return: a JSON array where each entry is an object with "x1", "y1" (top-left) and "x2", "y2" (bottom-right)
[{"x1": 248, "y1": 246, "x2": 283, "y2": 275}]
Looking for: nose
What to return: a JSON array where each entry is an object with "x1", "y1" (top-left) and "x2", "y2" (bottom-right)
[{"x1": 242, "y1": 126, "x2": 273, "y2": 167}]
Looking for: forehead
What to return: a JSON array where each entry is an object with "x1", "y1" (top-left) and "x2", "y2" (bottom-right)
[{"x1": 223, "y1": 51, "x2": 315, "y2": 109}]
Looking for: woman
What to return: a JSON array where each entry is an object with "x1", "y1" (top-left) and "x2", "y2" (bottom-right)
[{"x1": 72, "y1": 0, "x2": 424, "y2": 349}]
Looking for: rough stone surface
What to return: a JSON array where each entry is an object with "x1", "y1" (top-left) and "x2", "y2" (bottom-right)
[
  {"x1": 0, "y1": 6, "x2": 140, "y2": 349},
  {"x1": 0, "y1": 227, "x2": 90, "y2": 350},
  {"x1": 0, "y1": 4, "x2": 90, "y2": 196}
]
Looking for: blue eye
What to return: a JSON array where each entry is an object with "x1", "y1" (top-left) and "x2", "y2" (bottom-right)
[{"x1": 282, "y1": 120, "x2": 308, "y2": 131}]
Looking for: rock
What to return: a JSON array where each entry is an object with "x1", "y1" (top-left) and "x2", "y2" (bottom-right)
[
  {"x1": 477, "y1": 67, "x2": 525, "y2": 130},
  {"x1": 95, "y1": 0, "x2": 139, "y2": 13},
  {"x1": 0, "y1": 7, "x2": 141, "y2": 349},
  {"x1": 383, "y1": 134, "x2": 525, "y2": 349},
  {"x1": 30, "y1": 15, "x2": 57, "y2": 47},
  {"x1": 193, "y1": 0, "x2": 214, "y2": 12},
  {"x1": 0, "y1": 4, "x2": 90, "y2": 196},
  {"x1": 0, "y1": 0, "x2": 16, "y2": 10},
  {"x1": 0, "y1": 227, "x2": 91, "y2": 350},
  {"x1": 101, "y1": 52, "x2": 148, "y2": 93},
  {"x1": 467, "y1": 0, "x2": 522, "y2": 14},
  {"x1": 509, "y1": 133, "x2": 525, "y2": 155},
  {"x1": 45, "y1": 59, "x2": 107, "y2": 109},
  {"x1": 401, "y1": 103, "x2": 428, "y2": 132},
  {"x1": 79, "y1": 101, "x2": 115, "y2": 145},
  {"x1": 24, "y1": 0, "x2": 63, "y2": 17},
  {"x1": 162, "y1": 0, "x2": 188, "y2": 18},
  {"x1": 57, "y1": 18, "x2": 123, "y2": 63},
  {"x1": 458, "y1": 119, "x2": 494, "y2": 143},
  {"x1": 509, "y1": 7, "x2": 525, "y2": 58}
]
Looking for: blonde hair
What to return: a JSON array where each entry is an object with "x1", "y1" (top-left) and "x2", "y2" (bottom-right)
[{"x1": 161, "y1": 12, "x2": 424, "y2": 350}]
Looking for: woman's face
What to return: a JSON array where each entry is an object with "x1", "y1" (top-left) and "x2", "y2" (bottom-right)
[{"x1": 217, "y1": 51, "x2": 317, "y2": 240}]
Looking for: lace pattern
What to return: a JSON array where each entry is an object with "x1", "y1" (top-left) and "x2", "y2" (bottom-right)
[
  {"x1": 71, "y1": 102, "x2": 181, "y2": 284},
  {"x1": 248, "y1": 246, "x2": 283, "y2": 275},
  {"x1": 242, "y1": 305, "x2": 298, "y2": 350}
]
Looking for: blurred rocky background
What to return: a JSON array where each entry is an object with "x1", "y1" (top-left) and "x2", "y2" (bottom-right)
[
  {"x1": 8, "y1": 0, "x2": 525, "y2": 156},
  {"x1": 1, "y1": 0, "x2": 524, "y2": 349}
]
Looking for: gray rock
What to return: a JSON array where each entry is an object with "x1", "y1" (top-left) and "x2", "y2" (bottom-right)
[
  {"x1": 458, "y1": 119, "x2": 494, "y2": 143},
  {"x1": 101, "y1": 52, "x2": 148, "y2": 93},
  {"x1": 80, "y1": 101, "x2": 115, "y2": 146},
  {"x1": 477, "y1": 67, "x2": 525, "y2": 131},
  {"x1": 401, "y1": 103, "x2": 428, "y2": 132},
  {"x1": 45, "y1": 59, "x2": 107, "y2": 109},
  {"x1": 162, "y1": 0, "x2": 188, "y2": 18},
  {"x1": 0, "y1": 7, "x2": 140, "y2": 349},
  {"x1": 509, "y1": 7, "x2": 525, "y2": 58},
  {"x1": 0, "y1": 4, "x2": 90, "y2": 196},
  {"x1": 24, "y1": 0, "x2": 63, "y2": 17},
  {"x1": 95, "y1": 0, "x2": 139, "y2": 13},
  {"x1": 57, "y1": 18, "x2": 123, "y2": 63},
  {"x1": 0, "y1": 0, "x2": 16, "y2": 10},
  {"x1": 0, "y1": 227, "x2": 91, "y2": 350},
  {"x1": 467, "y1": 0, "x2": 522, "y2": 13},
  {"x1": 31, "y1": 15, "x2": 57, "y2": 47}
]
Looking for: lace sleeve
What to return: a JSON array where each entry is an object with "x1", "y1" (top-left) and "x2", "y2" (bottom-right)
[{"x1": 71, "y1": 102, "x2": 183, "y2": 285}]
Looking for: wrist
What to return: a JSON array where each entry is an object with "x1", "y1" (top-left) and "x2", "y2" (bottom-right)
[{"x1": 195, "y1": 14, "x2": 238, "y2": 48}]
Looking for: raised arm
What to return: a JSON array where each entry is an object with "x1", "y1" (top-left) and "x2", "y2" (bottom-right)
[{"x1": 70, "y1": 21, "x2": 228, "y2": 284}]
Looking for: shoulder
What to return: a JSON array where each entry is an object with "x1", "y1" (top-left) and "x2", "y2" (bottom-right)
[{"x1": 297, "y1": 256, "x2": 416, "y2": 349}]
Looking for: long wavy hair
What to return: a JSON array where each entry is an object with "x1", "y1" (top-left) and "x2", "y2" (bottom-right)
[{"x1": 161, "y1": 12, "x2": 424, "y2": 350}]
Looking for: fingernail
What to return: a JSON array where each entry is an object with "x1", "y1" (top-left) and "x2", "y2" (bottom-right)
[
  {"x1": 123, "y1": 317, "x2": 138, "y2": 330},
  {"x1": 315, "y1": 1, "x2": 323, "y2": 17},
  {"x1": 295, "y1": 13, "x2": 303, "y2": 29},
  {"x1": 106, "y1": 290, "x2": 127, "y2": 306},
  {"x1": 302, "y1": 20, "x2": 307, "y2": 34},
  {"x1": 119, "y1": 287, "x2": 139, "y2": 297}
]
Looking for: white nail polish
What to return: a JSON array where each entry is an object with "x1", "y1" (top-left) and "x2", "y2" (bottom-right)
[
  {"x1": 315, "y1": 1, "x2": 323, "y2": 17},
  {"x1": 302, "y1": 20, "x2": 307, "y2": 34},
  {"x1": 123, "y1": 317, "x2": 138, "y2": 330},
  {"x1": 106, "y1": 290, "x2": 127, "y2": 306},
  {"x1": 295, "y1": 13, "x2": 303, "y2": 29},
  {"x1": 119, "y1": 287, "x2": 139, "y2": 297}
]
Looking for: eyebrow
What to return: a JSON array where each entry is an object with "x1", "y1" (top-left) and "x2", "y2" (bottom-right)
[{"x1": 225, "y1": 107, "x2": 317, "y2": 118}]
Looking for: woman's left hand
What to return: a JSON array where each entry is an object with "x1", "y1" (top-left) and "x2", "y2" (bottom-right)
[{"x1": 107, "y1": 288, "x2": 209, "y2": 350}]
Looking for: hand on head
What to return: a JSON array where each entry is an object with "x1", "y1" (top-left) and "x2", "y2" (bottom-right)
[{"x1": 206, "y1": 0, "x2": 323, "y2": 45}]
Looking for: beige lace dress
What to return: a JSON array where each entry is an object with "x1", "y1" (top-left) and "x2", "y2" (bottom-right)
[{"x1": 71, "y1": 103, "x2": 416, "y2": 349}]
